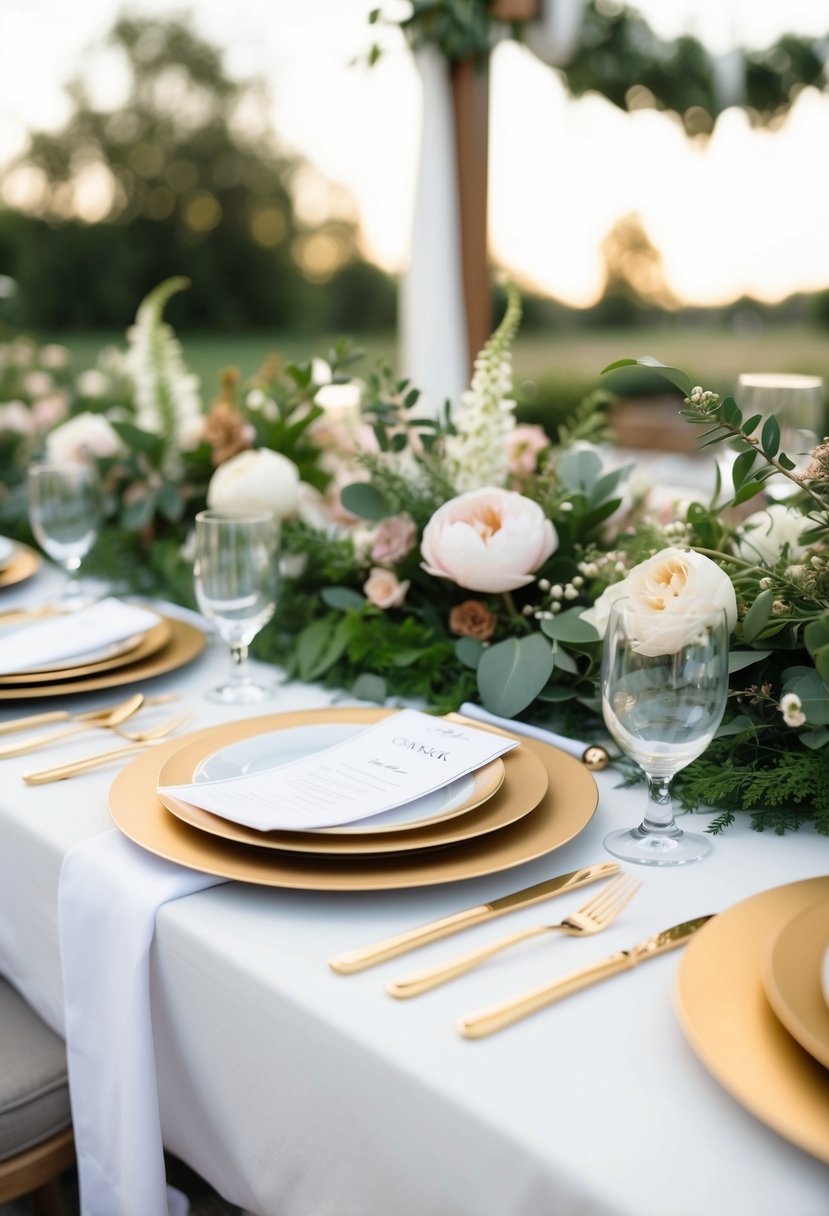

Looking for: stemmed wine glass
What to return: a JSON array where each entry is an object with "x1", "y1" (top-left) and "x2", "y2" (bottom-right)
[
  {"x1": 27, "y1": 460, "x2": 103, "y2": 607},
  {"x1": 601, "y1": 598, "x2": 729, "y2": 866},
  {"x1": 193, "y1": 509, "x2": 278, "y2": 704},
  {"x1": 737, "y1": 373, "x2": 824, "y2": 491}
]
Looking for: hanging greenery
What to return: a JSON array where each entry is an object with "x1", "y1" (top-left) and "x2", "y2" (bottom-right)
[{"x1": 369, "y1": 0, "x2": 828, "y2": 132}]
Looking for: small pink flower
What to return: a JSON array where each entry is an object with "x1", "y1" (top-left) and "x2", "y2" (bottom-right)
[
  {"x1": 363, "y1": 567, "x2": 410, "y2": 609},
  {"x1": 507, "y1": 424, "x2": 550, "y2": 476},
  {"x1": 370, "y1": 515, "x2": 417, "y2": 565}
]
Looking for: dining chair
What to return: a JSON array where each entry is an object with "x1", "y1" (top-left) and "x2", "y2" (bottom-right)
[{"x1": 0, "y1": 977, "x2": 74, "y2": 1216}]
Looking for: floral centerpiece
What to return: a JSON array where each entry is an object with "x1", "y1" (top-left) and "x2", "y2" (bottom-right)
[{"x1": 2, "y1": 281, "x2": 827, "y2": 835}]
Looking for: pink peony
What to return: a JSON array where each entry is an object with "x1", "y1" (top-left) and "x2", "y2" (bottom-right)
[
  {"x1": 421, "y1": 487, "x2": 557, "y2": 593},
  {"x1": 507, "y1": 424, "x2": 550, "y2": 476}
]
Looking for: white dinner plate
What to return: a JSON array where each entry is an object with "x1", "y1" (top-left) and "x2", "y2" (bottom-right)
[
  {"x1": 0, "y1": 630, "x2": 146, "y2": 675},
  {"x1": 194, "y1": 722, "x2": 488, "y2": 834},
  {"x1": 0, "y1": 537, "x2": 15, "y2": 570}
]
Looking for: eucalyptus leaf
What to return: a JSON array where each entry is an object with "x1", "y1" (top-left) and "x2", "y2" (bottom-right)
[
  {"x1": 455, "y1": 636, "x2": 484, "y2": 670},
  {"x1": 540, "y1": 608, "x2": 600, "y2": 644},
  {"x1": 477, "y1": 634, "x2": 555, "y2": 718},
  {"x1": 351, "y1": 673, "x2": 387, "y2": 704},
  {"x1": 714, "y1": 714, "x2": 753, "y2": 738},
  {"x1": 742, "y1": 588, "x2": 774, "y2": 644},
  {"x1": 601, "y1": 357, "x2": 693, "y2": 397},
  {"x1": 339, "y1": 482, "x2": 393, "y2": 521},
  {"x1": 727, "y1": 649, "x2": 771, "y2": 673},
  {"x1": 321, "y1": 586, "x2": 366, "y2": 612}
]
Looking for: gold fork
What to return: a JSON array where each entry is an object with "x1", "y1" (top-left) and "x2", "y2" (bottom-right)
[
  {"x1": 22, "y1": 711, "x2": 192, "y2": 784},
  {"x1": 386, "y1": 874, "x2": 642, "y2": 999}
]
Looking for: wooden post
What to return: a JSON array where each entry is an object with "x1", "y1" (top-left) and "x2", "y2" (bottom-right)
[
  {"x1": 449, "y1": 1, "x2": 540, "y2": 372},
  {"x1": 450, "y1": 58, "x2": 490, "y2": 372}
]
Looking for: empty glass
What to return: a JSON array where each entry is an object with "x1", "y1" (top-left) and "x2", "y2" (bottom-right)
[
  {"x1": 27, "y1": 460, "x2": 102, "y2": 606},
  {"x1": 193, "y1": 509, "x2": 278, "y2": 704},
  {"x1": 737, "y1": 373, "x2": 824, "y2": 487},
  {"x1": 601, "y1": 598, "x2": 729, "y2": 866}
]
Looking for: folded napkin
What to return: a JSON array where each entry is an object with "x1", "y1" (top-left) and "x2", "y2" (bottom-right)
[
  {"x1": 59, "y1": 830, "x2": 225, "y2": 1216},
  {"x1": 0, "y1": 598, "x2": 160, "y2": 674},
  {"x1": 458, "y1": 702, "x2": 604, "y2": 763}
]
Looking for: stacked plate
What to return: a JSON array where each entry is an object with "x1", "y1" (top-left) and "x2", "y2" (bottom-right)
[
  {"x1": 109, "y1": 707, "x2": 600, "y2": 892},
  {"x1": 0, "y1": 603, "x2": 206, "y2": 699},
  {"x1": 676, "y1": 875, "x2": 829, "y2": 1164},
  {"x1": 0, "y1": 538, "x2": 41, "y2": 590}
]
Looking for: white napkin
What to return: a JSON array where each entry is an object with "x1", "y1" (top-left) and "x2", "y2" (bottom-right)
[
  {"x1": 0, "y1": 598, "x2": 161, "y2": 674},
  {"x1": 458, "y1": 702, "x2": 595, "y2": 761},
  {"x1": 59, "y1": 830, "x2": 225, "y2": 1216}
]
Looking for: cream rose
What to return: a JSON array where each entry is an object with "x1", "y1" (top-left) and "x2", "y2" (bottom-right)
[
  {"x1": 45, "y1": 412, "x2": 123, "y2": 462},
  {"x1": 207, "y1": 448, "x2": 300, "y2": 518},
  {"x1": 737, "y1": 504, "x2": 809, "y2": 565},
  {"x1": 581, "y1": 547, "x2": 737, "y2": 656},
  {"x1": 421, "y1": 487, "x2": 557, "y2": 594}
]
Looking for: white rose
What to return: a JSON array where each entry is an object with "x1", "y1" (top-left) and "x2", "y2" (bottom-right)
[
  {"x1": 581, "y1": 547, "x2": 737, "y2": 656},
  {"x1": 421, "y1": 486, "x2": 557, "y2": 594},
  {"x1": 737, "y1": 504, "x2": 809, "y2": 565},
  {"x1": 207, "y1": 448, "x2": 300, "y2": 518},
  {"x1": 45, "y1": 412, "x2": 123, "y2": 462}
]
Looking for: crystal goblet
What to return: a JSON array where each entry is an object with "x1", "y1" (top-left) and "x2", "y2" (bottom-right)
[{"x1": 601, "y1": 598, "x2": 729, "y2": 866}]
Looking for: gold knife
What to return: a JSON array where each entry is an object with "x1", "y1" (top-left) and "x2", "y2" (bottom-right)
[
  {"x1": 328, "y1": 862, "x2": 621, "y2": 974},
  {"x1": 458, "y1": 914, "x2": 715, "y2": 1039}
]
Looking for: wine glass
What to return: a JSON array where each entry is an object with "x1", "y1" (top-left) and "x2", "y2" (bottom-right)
[
  {"x1": 193, "y1": 509, "x2": 278, "y2": 704},
  {"x1": 601, "y1": 598, "x2": 729, "y2": 866},
  {"x1": 737, "y1": 373, "x2": 824, "y2": 492},
  {"x1": 27, "y1": 460, "x2": 102, "y2": 607}
]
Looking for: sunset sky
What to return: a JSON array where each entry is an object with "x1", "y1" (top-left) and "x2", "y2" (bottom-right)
[{"x1": 1, "y1": 0, "x2": 828, "y2": 307}]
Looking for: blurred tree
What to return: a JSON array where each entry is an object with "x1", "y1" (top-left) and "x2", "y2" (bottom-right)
[{"x1": 0, "y1": 15, "x2": 392, "y2": 331}]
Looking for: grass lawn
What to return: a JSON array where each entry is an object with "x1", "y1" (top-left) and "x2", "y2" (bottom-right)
[{"x1": 42, "y1": 322, "x2": 829, "y2": 415}]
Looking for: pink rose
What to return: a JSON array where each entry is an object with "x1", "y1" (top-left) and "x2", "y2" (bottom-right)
[
  {"x1": 370, "y1": 515, "x2": 417, "y2": 565},
  {"x1": 507, "y1": 424, "x2": 550, "y2": 476},
  {"x1": 363, "y1": 567, "x2": 410, "y2": 609},
  {"x1": 421, "y1": 486, "x2": 557, "y2": 593}
]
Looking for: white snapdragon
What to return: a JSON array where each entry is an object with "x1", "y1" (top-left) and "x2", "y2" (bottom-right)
[
  {"x1": 441, "y1": 284, "x2": 522, "y2": 493},
  {"x1": 123, "y1": 278, "x2": 203, "y2": 469}
]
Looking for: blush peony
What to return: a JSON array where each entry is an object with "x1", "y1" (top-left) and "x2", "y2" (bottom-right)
[{"x1": 421, "y1": 487, "x2": 557, "y2": 594}]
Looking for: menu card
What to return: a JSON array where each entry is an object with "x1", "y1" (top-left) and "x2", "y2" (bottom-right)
[
  {"x1": 0, "y1": 598, "x2": 161, "y2": 674},
  {"x1": 158, "y1": 709, "x2": 518, "y2": 832}
]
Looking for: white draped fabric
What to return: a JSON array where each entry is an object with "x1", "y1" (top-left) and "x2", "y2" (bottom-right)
[{"x1": 399, "y1": 47, "x2": 469, "y2": 418}]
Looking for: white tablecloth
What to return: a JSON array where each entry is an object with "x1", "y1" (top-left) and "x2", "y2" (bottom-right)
[{"x1": 0, "y1": 568, "x2": 828, "y2": 1216}]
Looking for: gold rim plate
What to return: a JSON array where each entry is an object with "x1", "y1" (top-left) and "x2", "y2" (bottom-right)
[
  {"x1": 109, "y1": 707, "x2": 599, "y2": 890},
  {"x1": 0, "y1": 619, "x2": 171, "y2": 683},
  {"x1": 157, "y1": 729, "x2": 547, "y2": 855},
  {"x1": 167, "y1": 720, "x2": 514, "y2": 837},
  {"x1": 0, "y1": 545, "x2": 41, "y2": 589},
  {"x1": 676, "y1": 876, "x2": 829, "y2": 1165},
  {"x1": 0, "y1": 616, "x2": 205, "y2": 699},
  {"x1": 763, "y1": 895, "x2": 829, "y2": 1070}
]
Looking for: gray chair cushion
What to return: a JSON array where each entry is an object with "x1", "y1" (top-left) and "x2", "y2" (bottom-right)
[{"x1": 0, "y1": 977, "x2": 71, "y2": 1161}]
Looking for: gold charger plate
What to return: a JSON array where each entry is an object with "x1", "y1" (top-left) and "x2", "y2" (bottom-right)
[
  {"x1": 156, "y1": 726, "x2": 548, "y2": 855},
  {"x1": 676, "y1": 876, "x2": 829, "y2": 1165},
  {"x1": 0, "y1": 616, "x2": 205, "y2": 699},
  {"x1": 763, "y1": 895, "x2": 829, "y2": 1071},
  {"x1": 109, "y1": 707, "x2": 599, "y2": 890},
  {"x1": 0, "y1": 545, "x2": 41, "y2": 589},
  {"x1": 0, "y1": 618, "x2": 171, "y2": 683}
]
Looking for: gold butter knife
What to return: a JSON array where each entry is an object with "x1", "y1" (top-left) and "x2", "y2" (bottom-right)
[
  {"x1": 328, "y1": 862, "x2": 620, "y2": 974},
  {"x1": 458, "y1": 914, "x2": 715, "y2": 1039}
]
